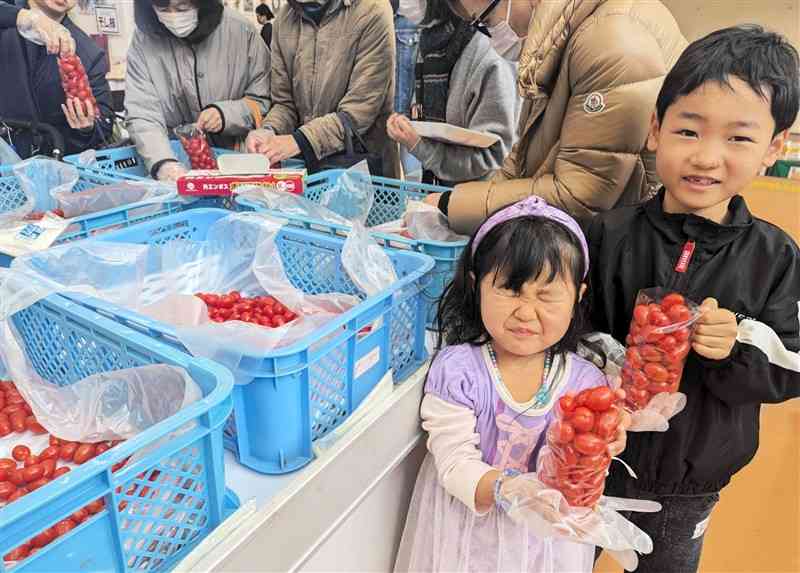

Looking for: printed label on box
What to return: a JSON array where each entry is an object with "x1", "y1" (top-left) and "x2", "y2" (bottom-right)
[{"x1": 355, "y1": 347, "x2": 381, "y2": 379}]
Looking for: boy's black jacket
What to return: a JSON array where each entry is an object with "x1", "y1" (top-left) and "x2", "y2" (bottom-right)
[{"x1": 587, "y1": 189, "x2": 800, "y2": 495}]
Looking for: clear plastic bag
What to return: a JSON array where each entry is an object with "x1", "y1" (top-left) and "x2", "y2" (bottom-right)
[
  {"x1": 10, "y1": 211, "x2": 397, "y2": 385},
  {"x1": 52, "y1": 180, "x2": 177, "y2": 219},
  {"x1": 0, "y1": 269, "x2": 202, "y2": 443},
  {"x1": 579, "y1": 332, "x2": 688, "y2": 432},
  {"x1": 497, "y1": 472, "x2": 661, "y2": 572},
  {"x1": 372, "y1": 200, "x2": 468, "y2": 243},
  {"x1": 11, "y1": 157, "x2": 78, "y2": 215},
  {"x1": 175, "y1": 123, "x2": 217, "y2": 170},
  {"x1": 0, "y1": 137, "x2": 21, "y2": 165}
]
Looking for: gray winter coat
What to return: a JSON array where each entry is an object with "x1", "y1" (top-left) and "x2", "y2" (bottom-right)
[{"x1": 125, "y1": 8, "x2": 270, "y2": 175}]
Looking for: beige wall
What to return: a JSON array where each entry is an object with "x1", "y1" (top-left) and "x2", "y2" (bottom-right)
[{"x1": 661, "y1": 0, "x2": 800, "y2": 130}]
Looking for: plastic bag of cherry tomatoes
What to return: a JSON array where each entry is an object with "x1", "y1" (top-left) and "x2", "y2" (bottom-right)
[
  {"x1": 176, "y1": 124, "x2": 218, "y2": 170},
  {"x1": 617, "y1": 289, "x2": 700, "y2": 428},
  {"x1": 57, "y1": 54, "x2": 101, "y2": 117},
  {"x1": 537, "y1": 385, "x2": 626, "y2": 508}
]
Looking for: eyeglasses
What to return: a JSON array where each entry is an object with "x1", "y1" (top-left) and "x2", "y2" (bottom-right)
[{"x1": 469, "y1": 0, "x2": 502, "y2": 37}]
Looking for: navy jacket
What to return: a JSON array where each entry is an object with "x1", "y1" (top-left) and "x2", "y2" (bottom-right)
[{"x1": 0, "y1": 2, "x2": 113, "y2": 158}]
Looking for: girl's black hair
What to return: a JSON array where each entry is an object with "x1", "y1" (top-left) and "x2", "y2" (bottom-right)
[
  {"x1": 134, "y1": 0, "x2": 224, "y2": 43},
  {"x1": 435, "y1": 216, "x2": 588, "y2": 356}
]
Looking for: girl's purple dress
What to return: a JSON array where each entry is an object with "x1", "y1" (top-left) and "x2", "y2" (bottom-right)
[{"x1": 395, "y1": 343, "x2": 608, "y2": 572}]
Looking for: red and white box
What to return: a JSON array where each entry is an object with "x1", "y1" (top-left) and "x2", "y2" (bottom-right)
[{"x1": 176, "y1": 154, "x2": 306, "y2": 197}]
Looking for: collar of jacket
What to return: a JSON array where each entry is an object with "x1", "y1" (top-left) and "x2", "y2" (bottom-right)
[
  {"x1": 287, "y1": 0, "x2": 351, "y2": 25},
  {"x1": 516, "y1": 0, "x2": 603, "y2": 98},
  {"x1": 643, "y1": 188, "x2": 753, "y2": 250}
]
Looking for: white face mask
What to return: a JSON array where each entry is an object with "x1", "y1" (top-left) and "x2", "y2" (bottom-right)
[
  {"x1": 155, "y1": 8, "x2": 199, "y2": 38},
  {"x1": 487, "y1": 1, "x2": 526, "y2": 62}
]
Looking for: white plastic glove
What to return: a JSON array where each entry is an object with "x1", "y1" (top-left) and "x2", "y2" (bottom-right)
[
  {"x1": 496, "y1": 472, "x2": 661, "y2": 572},
  {"x1": 157, "y1": 161, "x2": 189, "y2": 182},
  {"x1": 17, "y1": 8, "x2": 75, "y2": 56}
]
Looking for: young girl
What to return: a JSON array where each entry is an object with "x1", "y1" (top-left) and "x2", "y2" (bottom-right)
[{"x1": 395, "y1": 196, "x2": 628, "y2": 572}]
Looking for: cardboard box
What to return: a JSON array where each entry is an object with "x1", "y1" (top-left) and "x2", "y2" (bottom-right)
[{"x1": 177, "y1": 170, "x2": 305, "y2": 197}]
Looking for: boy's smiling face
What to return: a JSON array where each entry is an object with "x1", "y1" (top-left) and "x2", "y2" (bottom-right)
[{"x1": 648, "y1": 77, "x2": 787, "y2": 223}]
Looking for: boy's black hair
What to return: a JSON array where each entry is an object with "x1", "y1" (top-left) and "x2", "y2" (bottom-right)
[
  {"x1": 656, "y1": 25, "x2": 800, "y2": 135},
  {"x1": 134, "y1": 0, "x2": 224, "y2": 43},
  {"x1": 435, "y1": 216, "x2": 588, "y2": 356},
  {"x1": 255, "y1": 4, "x2": 274, "y2": 19},
  {"x1": 422, "y1": 0, "x2": 458, "y2": 25}
]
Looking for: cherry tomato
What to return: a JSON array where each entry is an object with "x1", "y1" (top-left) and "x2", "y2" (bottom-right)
[
  {"x1": 549, "y1": 420, "x2": 575, "y2": 444},
  {"x1": 649, "y1": 309, "x2": 670, "y2": 327},
  {"x1": 570, "y1": 407, "x2": 595, "y2": 433},
  {"x1": 31, "y1": 527, "x2": 56, "y2": 548},
  {"x1": 71, "y1": 507, "x2": 89, "y2": 524},
  {"x1": 27, "y1": 477, "x2": 50, "y2": 491},
  {"x1": 625, "y1": 347, "x2": 644, "y2": 369},
  {"x1": 9, "y1": 412, "x2": 26, "y2": 433},
  {"x1": 53, "y1": 519, "x2": 76, "y2": 536},
  {"x1": 41, "y1": 458, "x2": 56, "y2": 479},
  {"x1": 73, "y1": 443, "x2": 96, "y2": 465},
  {"x1": 648, "y1": 381, "x2": 674, "y2": 394},
  {"x1": 38, "y1": 446, "x2": 59, "y2": 461},
  {"x1": 4, "y1": 544, "x2": 30, "y2": 562},
  {"x1": 273, "y1": 316, "x2": 286, "y2": 327},
  {"x1": 8, "y1": 468, "x2": 25, "y2": 487},
  {"x1": 632, "y1": 369, "x2": 649, "y2": 389},
  {"x1": 25, "y1": 416, "x2": 47, "y2": 434},
  {"x1": 574, "y1": 433, "x2": 606, "y2": 456},
  {"x1": 665, "y1": 341, "x2": 691, "y2": 363},
  {"x1": 95, "y1": 443, "x2": 110, "y2": 456},
  {"x1": 638, "y1": 324, "x2": 664, "y2": 343},
  {"x1": 574, "y1": 388, "x2": 593, "y2": 408},
  {"x1": 639, "y1": 345, "x2": 662, "y2": 362},
  {"x1": 53, "y1": 466, "x2": 71, "y2": 478},
  {"x1": 23, "y1": 455, "x2": 40, "y2": 468},
  {"x1": 627, "y1": 387, "x2": 650, "y2": 408},
  {"x1": 0, "y1": 481, "x2": 15, "y2": 499},
  {"x1": 59, "y1": 442, "x2": 78, "y2": 462},
  {"x1": 576, "y1": 452, "x2": 611, "y2": 471},
  {"x1": 558, "y1": 395, "x2": 576, "y2": 414},
  {"x1": 7, "y1": 486, "x2": 27, "y2": 503},
  {"x1": 633, "y1": 304, "x2": 650, "y2": 326},
  {"x1": 12, "y1": 445, "x2": 30, "y2": 462},
  {"x1": 660, "y1": 293, "x2": 686, "y2": 311},
  {"x1": 49, "y1": 436, "x2": 61, "y2": 447},
  {"x1": 594, "y1": 409, "x2": 620, "y2": 439},
  {"x1": 657, "y1": 335, "x2": 678, "y2": 352},
  {"x1": 667, "y1": 304, "x2": 692, "y2": 323},
  {"x1": 22, "y1": 464, "x2": 44, "y2": 483},
  {"x1": 586, "y1": 387, "x2": 615, "y2": 412},
  {"x1": 643, "y1": 362, "x2": 670, "y2": 383},
  {"x1": 0, "y1": 458, "x2": 16, "y2": 471},
  {"x1": 5, "y1": 392, "x2": 24, "y2": 405},
  {"x1": 85, "y1": 498, "x2": 105, "y2": 514}
]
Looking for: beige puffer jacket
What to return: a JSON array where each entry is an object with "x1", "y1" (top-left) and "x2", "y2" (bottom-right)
[
  {"x1": 447, "y1": 0, "x2": 687, "y2": 234},
  {"x1": 262, "y1": 0, "x2": 400, "y2": 177}
]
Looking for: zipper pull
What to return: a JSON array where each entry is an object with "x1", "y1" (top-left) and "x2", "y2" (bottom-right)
[{"x1": 674, "y1": 240, "x2": 696, "y2": 273}]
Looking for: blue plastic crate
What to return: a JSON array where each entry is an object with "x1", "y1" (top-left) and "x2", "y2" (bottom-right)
[
  {"x1": 0, "y1": 295, "x2": 234, "y2": 572},
  {"x1": 50, "y1": 209, "x2": 434, "y2": 474},
  {"x1": 0, "y1": 164, "x2": 192, "y2": 268},
  {"x1": 63, "y1": 142, "x2": 236, "y2": 180},
  {"x1": 236, "y1": 170, "x2": 467, "y2": 327}
]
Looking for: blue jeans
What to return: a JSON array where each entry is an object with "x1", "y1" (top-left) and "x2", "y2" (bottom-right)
[{"x1": 394, "y1": 15, "x2": 421, "y2": 179}]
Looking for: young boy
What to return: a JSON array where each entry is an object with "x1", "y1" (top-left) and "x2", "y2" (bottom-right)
[{"x1": 587, "y1": 25, "x2": 800, "y2": 572}]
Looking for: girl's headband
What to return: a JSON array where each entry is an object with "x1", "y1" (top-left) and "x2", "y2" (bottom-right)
[{"x1": 471, "y1": 196, "x2": 590, "y2": 278}]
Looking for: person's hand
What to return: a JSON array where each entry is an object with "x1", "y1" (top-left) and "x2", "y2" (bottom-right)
[
  {"x1": 197, "y1": 107, "x2": 223, "y2": 134},
  {"x1": 693, "y1": 298, "x2": 738, "y2": 360},
  {"x1": 245, "y1": 129, "x2": 274, "y2": 154},
  {"x1": 17, "y1": 9, "x2": 75, "y2": 56},
  {"x1": 387, "y1": 113, "x2": 421, "y2": 149},
  {"x1": 61, "y1": 98, "x2": 95, "y2": 131},
  {"x1": 423, "y1": 192, "x2": 442, "y2": 208},
  {"x1": 606, "y1": 407, "x2": 631, "y2": 457},
  {"x1": 156, "y1": 161, "x2": 188, "y2": 182},
  {"x1": 250, "y1": 134, "x2": 300, "y2": 167}
]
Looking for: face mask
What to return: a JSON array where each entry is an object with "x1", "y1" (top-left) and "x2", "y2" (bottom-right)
[
  {"x1": 155, "y1": 8, "x2": 199, "y2": 38},
  {"x1": 487, "y1": 1, "x2": 526, "y2": 62}
]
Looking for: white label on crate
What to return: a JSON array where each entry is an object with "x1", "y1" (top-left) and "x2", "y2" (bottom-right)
[{"x1": 355, "y1": 347, "x2": 381, "y2": 379}]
